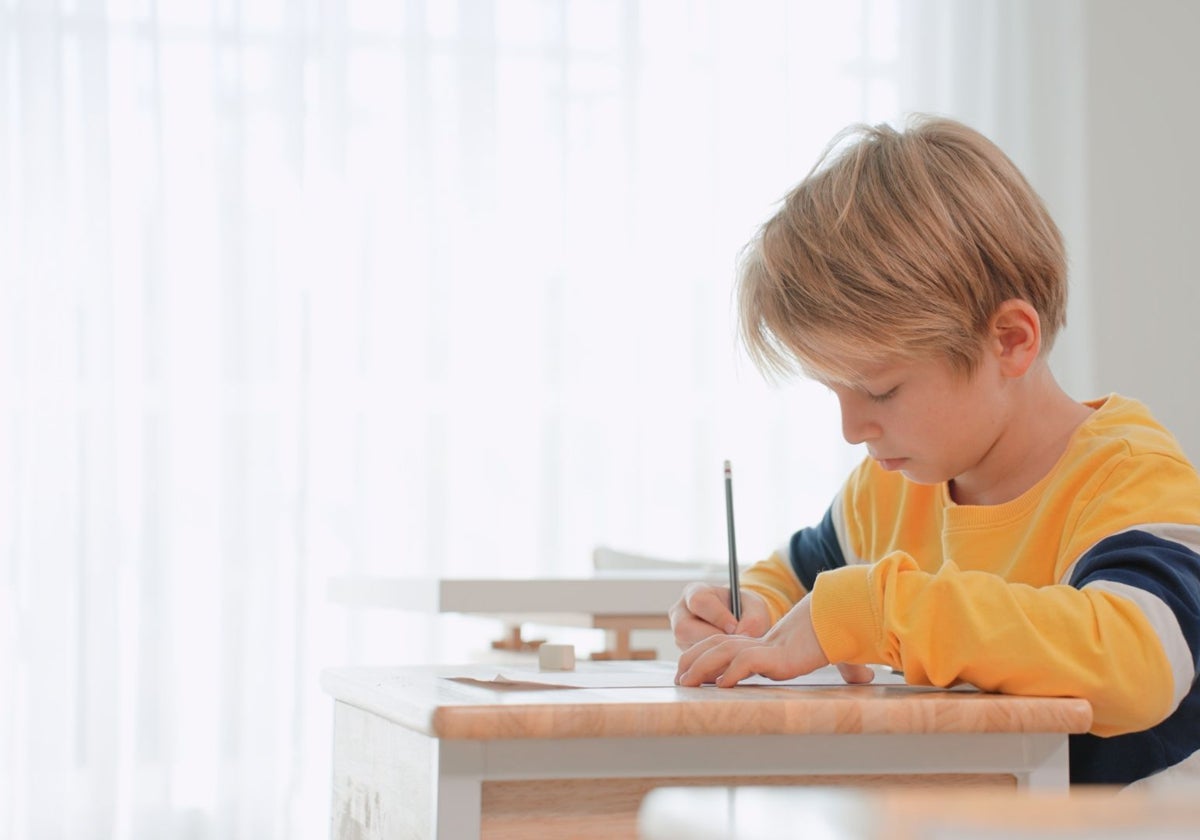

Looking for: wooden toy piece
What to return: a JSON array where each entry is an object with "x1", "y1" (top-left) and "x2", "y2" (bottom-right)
[
  {"x1": 590, "y1": 615, "x2": 667, "y2": 660},
  {"x1": 491, "y1": 624, "x2": 545, "y2": 652},
  {"x1": 538, "y1": 643, "x2": 576, "y2": 672}
]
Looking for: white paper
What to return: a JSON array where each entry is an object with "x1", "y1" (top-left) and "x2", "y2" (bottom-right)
[{"x1": 476, "y1": 662, "x2": 917, "y2": 690}]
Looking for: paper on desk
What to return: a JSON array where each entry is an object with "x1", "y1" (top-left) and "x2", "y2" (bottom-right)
[{"x1": 473, "y1": 662, "x2": 913, "y2": 689}]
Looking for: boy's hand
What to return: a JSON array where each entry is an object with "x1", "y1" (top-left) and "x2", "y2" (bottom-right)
[
  {"x1": 668, "y1": 583, "x2": 771, "y2": 649},
  {"x1": 674, "y1": 594, "x2": 874, "y2": 687}
]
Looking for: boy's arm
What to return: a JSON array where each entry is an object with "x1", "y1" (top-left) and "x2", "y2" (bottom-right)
[
  {"x1": 811, "y1": 457, "x2": 1200, "y2": 737},
  {"x1": 742, "y1": 501, "x2": 854, "y2": 625},
  {"x1": 738, "y1": 551, "x2": 803, "y2": 625}
]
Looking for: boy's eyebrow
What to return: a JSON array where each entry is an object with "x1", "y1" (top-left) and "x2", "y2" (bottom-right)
[
  {"x1": 814, "y1": 375, "x2": 894, "y2": 395},
  {"x1": 818, "y1": 365, "x2": 897, "y2": 389}
]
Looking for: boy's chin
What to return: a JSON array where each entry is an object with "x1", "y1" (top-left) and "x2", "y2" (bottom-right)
[
  {"x1": 873, "y1": 457, "x2": 950, "y2": 486},
  {"x1": 898, "y1": 466, "x2": 946, "y2": 486}
]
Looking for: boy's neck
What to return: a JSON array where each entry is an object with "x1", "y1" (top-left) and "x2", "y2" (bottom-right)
[{"x1": 948, "y1": 367, "x2": 1093, "y2": 507}]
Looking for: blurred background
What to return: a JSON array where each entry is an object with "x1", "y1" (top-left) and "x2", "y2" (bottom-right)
[{"x1": 2, "y1": 0, "x2": 1197, "y2": 837}]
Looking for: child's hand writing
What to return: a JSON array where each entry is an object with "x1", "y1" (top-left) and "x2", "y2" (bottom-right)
[
  {"x1": 668, "y1": 583, "x2": 770, "y2": 649},
  {"x1": 673, "y1": 594, "x2": 874, "y2": 687}
]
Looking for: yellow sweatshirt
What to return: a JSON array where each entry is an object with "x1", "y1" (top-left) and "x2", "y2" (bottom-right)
[{"x1": 740, "y1": 394, "x2": 1200, "y2": 785}]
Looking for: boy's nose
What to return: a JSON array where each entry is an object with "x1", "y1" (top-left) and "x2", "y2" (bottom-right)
[
  {"x1": 841, "y1": 416, "x2": 872, "y2": 445},
  {"x1": 838, "y1": 397, "x2": 879, "y2": 445}
]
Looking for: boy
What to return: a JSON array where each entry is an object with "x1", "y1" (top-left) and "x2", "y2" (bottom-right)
[{"x1": 670, "y1": 115, "x2": 1200, "y2": 787}]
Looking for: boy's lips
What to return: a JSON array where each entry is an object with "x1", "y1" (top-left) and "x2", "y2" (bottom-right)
[{"x1": 874, "y1": 456, "x2": 908, "y2": 471}]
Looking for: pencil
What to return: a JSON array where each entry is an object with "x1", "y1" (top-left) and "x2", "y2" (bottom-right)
[{"x1": 724, "y1": 459, "x2": 742, "y2": 623}]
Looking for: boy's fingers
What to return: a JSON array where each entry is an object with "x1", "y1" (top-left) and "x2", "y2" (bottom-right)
[
  {"x1": 836, "y1": 662, "x2": 875, "y2": 684},
  {"x1": 682, "y1": 643, "x2": 782, "y2": 688},
  {"x1": 672, "y1": 615, "x2": 724, "y2": 650},
  {"x1": 733, "y1": 613, "x2": 769, "y2": 638},
  {"x1": 716, "y1": 648, "x2": 803, "y2": 687},
  {"x1": 675, "y1": 635, "x2": 744, "y2": 683},
  {"x1": 731, "y1": 591, "x2": 770, "y2": 638},
  {"x1": 713, "y1": 651, "x2": 762, "y2": 688},
  {"x1": 683, "y1": 583, "x2": 738, "y2": 634}
]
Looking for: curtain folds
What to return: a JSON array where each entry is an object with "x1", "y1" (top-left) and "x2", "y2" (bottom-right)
[{"x1": 0, "y1": 2, "x2": 1083, "y2": 838}]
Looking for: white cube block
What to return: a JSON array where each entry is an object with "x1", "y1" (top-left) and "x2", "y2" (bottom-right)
[{"x1": 538, "y1": 643, "x2": 576, "y2": 672}]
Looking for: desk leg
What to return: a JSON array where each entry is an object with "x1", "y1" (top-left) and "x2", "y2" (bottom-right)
[
  {"x1": 1018, "y1": 733, "x2": 1071, "y2": 791},
  {"x1": 331, "y1": 702, "x2": 439, "y2": 839},
  {"x1": 591, "y1": 615, "x2": 669, "y2": 661},
  {"x1": 330, "y1": 703, "x2": 487, "y2": 840},
  {"x1": 491, "y1": 625, "x2": 545, "y2": 652},
  {"x1": 437, "y1": 742, "x2": 484, "y2": 839}
]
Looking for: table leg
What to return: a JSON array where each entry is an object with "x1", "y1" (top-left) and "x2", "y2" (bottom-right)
[
  {"x1": 590, "y1": 627, "x2": 657, "y2": 660},
  {"x1": 591, "y1": 615, "x2": 668, "y2": 660},
  {"x1": 437, "y1": 742, "x2": 484, "y2": 839},
  {"x1": 1015, "y1": 734, "x2": 1071, "y2": 791},
  {"x1": 490, "y1": 624, "x2": 545, "y2": 652}
]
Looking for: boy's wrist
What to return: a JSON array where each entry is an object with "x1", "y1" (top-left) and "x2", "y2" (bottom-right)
[{"x1": 740, "y1": 582, "x2": 790, "y2": 626}]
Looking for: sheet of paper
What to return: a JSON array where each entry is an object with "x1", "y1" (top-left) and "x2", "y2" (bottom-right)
[{"x1": 462, "y1": 662, "x2": 919, "y2": 690}]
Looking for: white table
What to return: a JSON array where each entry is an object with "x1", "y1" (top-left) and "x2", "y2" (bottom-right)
[
  {"x1": 327, "y1": 569, "x2": 720, "y2": 658},
  {"x1": 323, "y1": 662, "x2": 1093, "y2": 839}
]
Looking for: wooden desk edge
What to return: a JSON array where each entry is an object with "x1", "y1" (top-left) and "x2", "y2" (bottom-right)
[
  {"x1": 427, "y1": 692, "x2": 1093, "y2": 740},
  {"x1": 322, "y1": 669, "x2": 1093, "y2": 741}
]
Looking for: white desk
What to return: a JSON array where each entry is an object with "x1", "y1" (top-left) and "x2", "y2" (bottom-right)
[
  {"x1": 327, "y1": 571, "x2": 720, "y2": 658},
  {"x1": 323, "y1": 662, "x2": 1092, "y2": 839}
]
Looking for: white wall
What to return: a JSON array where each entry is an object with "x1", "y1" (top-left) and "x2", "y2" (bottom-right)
[{"x1": 1084, "y1": 0, "x2": 1200, "y2": 463}]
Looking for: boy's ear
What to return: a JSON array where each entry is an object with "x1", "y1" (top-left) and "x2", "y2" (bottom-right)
[{"x1": 989, "y1": 299, "x2": 1041, "y2": 377}]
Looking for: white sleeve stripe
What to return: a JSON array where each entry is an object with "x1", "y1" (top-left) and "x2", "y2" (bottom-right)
[
  {"x1": 829, "y1": 488, "x2": 864, "y2": 566},
  {"x1": 1059, "y1": 522, "x2": 1200, "y2": 586},
  {"x1": 1083, "y1": 579, "x2": 1195, "y2": 711},
  {"x1": 774, "y1": 542, "x2": 803, "y2": 587},
  {"x1": 1124, "y1": 745, "x2": 1200, "y2": 791}
]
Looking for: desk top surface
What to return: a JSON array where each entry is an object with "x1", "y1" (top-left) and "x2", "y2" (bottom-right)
[{"x1": 321, "y1": 663, "x2": 1093, "y2": 741}]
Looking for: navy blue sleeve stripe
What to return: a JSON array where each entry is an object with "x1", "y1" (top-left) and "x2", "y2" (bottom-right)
[
  {"x1": 1067, "y1": 529, "x2": 1200, "y2": 670},
  {"x1": 789, "y1": 504, "x2": 847, "y2": 591},
  {"x1": 1066, "y1": 528, "x2": 1200, "y2": 785}
]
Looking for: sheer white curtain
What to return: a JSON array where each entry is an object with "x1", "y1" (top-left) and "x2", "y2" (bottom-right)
[{"x1": 0, "y1": 2, "x2": 1084, "y2": 838}]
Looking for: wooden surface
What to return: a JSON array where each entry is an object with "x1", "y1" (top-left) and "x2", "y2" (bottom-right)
[
  {"x1": 321, "y1": 663, "x2": 1093, "y2": 741},
  {"x1": 638, "y1": 785, "x2": 1200, "y2": 840},
  {"x1": 326, "y1": 664, "x2": 1092, "y2": 838},
  {"x1": 483, "y1": 774, "x2": 1016, "y2": 840}
]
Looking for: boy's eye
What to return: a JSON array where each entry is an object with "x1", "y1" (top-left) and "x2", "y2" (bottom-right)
[{"x1": 868, "y1": 386, "x2": 899, "y2": 403}]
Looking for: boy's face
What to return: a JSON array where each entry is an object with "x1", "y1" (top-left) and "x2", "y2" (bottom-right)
[{"x1": 825, "y1": 353, "x2": 1008, "y2": 489}]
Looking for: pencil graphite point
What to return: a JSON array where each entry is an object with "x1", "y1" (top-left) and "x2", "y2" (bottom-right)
[{"x1": 724, "y1": 459, "x2": 731, "y2": 476}]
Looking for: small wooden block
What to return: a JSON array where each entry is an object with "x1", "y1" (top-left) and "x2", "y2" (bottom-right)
[{"x1": 538, "y1": 643, "x2": 576, "y2": 671}]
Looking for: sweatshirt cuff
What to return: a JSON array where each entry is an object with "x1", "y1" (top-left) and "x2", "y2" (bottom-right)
[{"x1": 810, "y1": 564, "x2": 881, "y2": 663}]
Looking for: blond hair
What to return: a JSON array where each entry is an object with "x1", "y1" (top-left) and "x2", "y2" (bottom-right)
[{"x1": 737, "y1": 115, "x2": 1067, "y2": 383}]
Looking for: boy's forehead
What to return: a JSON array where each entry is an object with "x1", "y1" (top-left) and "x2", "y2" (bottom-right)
[
  {"x1": 806, "y1": 354, "x2": 958, "y2": 389},
  {"x1": 784, "y1": 326, "x2": 912, "y2": 385},
  {"x1": 814, "y1": 368, "x2": 893, "y2": 389},
  {"x1": 805, "y1": 356, "x2": 902, "y2": 388},
  {"x1": 785, "y1": 323, "x2": 974, "y2": 386}
]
